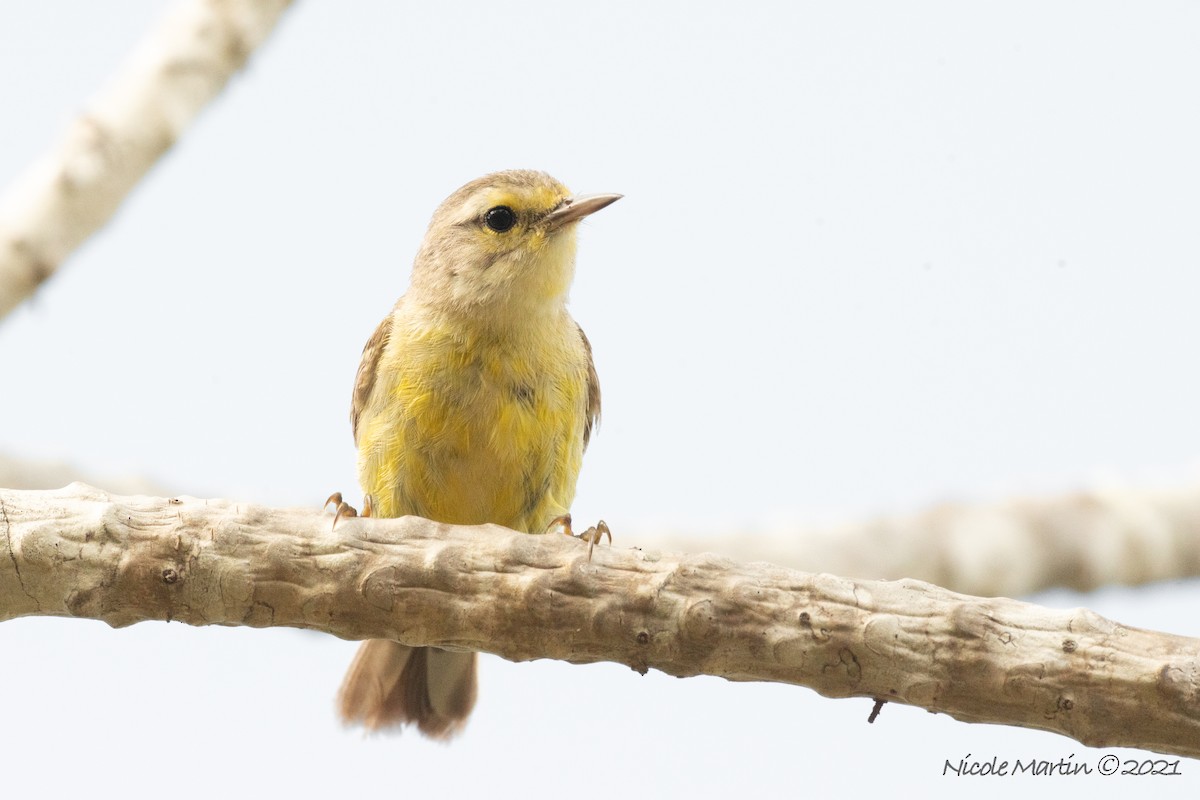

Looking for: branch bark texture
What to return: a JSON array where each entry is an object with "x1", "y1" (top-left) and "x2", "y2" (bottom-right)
[
  {"x1": 0, "y1": 0, "x2": 294, "y2": 318},
  {"x1": 2, "y1": 484, "x2": 1198, "y2": 757}
]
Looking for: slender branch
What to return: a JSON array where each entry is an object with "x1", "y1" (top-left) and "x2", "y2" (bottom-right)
[
  {"x1": 2, "y1": 484, "x2": 1198, "y2": 757},
  {"x1": 648, "y1": 484, "x2": 1200, "y2": 596},
  {"x1": 0, "y1": 0, "x2": 294, "y2": 319}
]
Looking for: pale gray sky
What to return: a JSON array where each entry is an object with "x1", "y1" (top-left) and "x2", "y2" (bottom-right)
[{"x1": 2, "y1": 2, "x2": 1199, "y2": 797}]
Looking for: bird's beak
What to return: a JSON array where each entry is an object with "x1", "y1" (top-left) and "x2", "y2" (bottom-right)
[{"x1": 544, "y1": 193, "x2": 623, "y2": 230}]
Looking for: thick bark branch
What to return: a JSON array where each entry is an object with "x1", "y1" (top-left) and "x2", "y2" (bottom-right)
[
  {"x1": 7, "y1": 449, "x2": 1198, "y2": 598},
  {"x1": 2, "y1": 485, "x2": 1198, "y2": 756},
  {"x1": 0, "y1": 0, "x2": 294, "y2": 318}
]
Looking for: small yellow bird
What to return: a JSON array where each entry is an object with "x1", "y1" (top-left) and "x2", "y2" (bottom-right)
[{"x1": 333, "y1": 170, "x2": 620, "y2": 738}]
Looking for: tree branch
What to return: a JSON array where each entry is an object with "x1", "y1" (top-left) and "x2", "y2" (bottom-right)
[
  {"x1": 8, "y1": 447, "x2": 1199, "y2": 598},
  {"x1": 0, "y1": 450, "x2": 170, "y2": 496},
  {"x1": 648, "y1": 483, "x2": 1200, "y2": 596},
  {"x1": 2, "y1": 484, "x2": 1198, "y2": 757},
  {"x1": 0, "y1": 0, "x2": 294, "y2": 319}
]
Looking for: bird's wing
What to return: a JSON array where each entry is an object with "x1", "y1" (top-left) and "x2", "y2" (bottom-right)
[
  {"x1": 577, "y1": 323, "x2": 601, "y2": 448},
  {"x1": 351, "y1": 313, "x2": 393, "y2": 446}
]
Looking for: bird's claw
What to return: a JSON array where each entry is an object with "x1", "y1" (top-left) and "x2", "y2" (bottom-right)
[
  {"x1": 578, "y1": 520, "x2": 612, "y2": 560},
  {"x1": 325, "y1": 491, "x2": 371, "y2": 529},
  {"x1": 545, "y1": 514, "x2": 611, "y2": 560}
]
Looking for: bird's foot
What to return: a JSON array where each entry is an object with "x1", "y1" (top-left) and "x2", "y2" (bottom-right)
[
  {"x1": 324, "y1": 492, "x2": 372, "y2": 529},
  {"x1": 578, "y1": 520, "x2": 612, "y2": 560},
  {"x1": 545, "y1": 514, "x2": 611, "y2": 560}
]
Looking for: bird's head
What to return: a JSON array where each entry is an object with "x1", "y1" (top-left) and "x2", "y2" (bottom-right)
[{"x1": 409, "y1": 170, "x2": 620, "y2": 322}]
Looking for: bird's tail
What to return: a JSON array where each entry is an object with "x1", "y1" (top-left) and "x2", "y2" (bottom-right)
[{"x1": 338, "y1": 639, "x2": 477, "y2": 739}]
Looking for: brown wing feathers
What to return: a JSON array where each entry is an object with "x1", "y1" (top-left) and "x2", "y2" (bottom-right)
[
  {"x1": 577, "y1": 322, "x2": 601, "y2": 448},
  {"x1": 350, "y1": 314, "x2": 392, "y2": 445}
]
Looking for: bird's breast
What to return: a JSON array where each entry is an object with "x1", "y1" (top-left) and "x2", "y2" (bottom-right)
[{"x1": 357, "y1": 314, "x2": 588, "y2": 532}]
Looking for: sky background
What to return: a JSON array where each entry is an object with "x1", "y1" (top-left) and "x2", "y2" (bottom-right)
[{"x1": 2, "y1": 1, "x2": 1200, "y2": 797}]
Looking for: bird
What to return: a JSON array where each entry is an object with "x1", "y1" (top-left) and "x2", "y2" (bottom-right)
[{"x1": 330, "y1": 169, "x2": 620, "y2": 739}]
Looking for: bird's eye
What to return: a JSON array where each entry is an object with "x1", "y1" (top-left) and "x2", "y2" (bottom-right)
[{"x1": 484, "y1": 206, "x2": 517, "y2": 232}]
